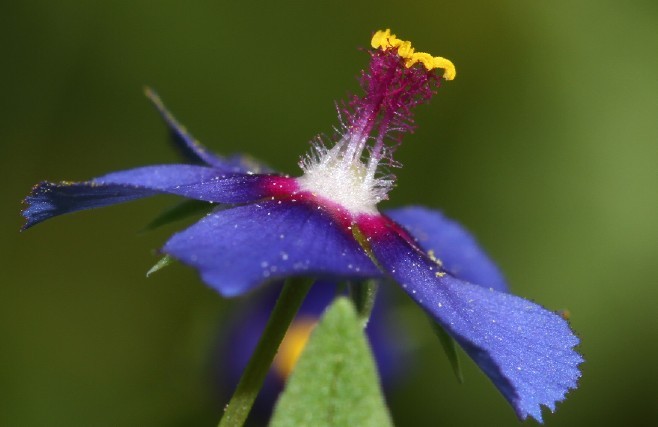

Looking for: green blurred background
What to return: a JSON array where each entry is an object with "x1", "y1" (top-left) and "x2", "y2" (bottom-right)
[{"x1": 2, "y1": 1, "x2": 657, "y2": 426}]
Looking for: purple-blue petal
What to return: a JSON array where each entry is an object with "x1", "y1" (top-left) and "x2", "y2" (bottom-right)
[
  {"x1": 222, "y1": 154, "x2": 273, "y2": 174},
  {"x1": 146, "y1": 89, "x2": 270, "y2": 174},
  {"x1": 363, "y1": 220, "x2": 582, "y2": 422},
  {"x1": 145, "y1": 88, "x2": 233, "y2": 169},
  {"x1": 22, "y1": 165, "x2": 275, "y2": 229},
  {"x1": 162, "y1": 200, "x2": 381, "y2": 297},
  {"x1": 385, "y1": 206, "x2": 508, "y2": 292}
]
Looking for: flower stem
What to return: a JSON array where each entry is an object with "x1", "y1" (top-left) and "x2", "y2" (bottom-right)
[
  {"x1": 349, "y1": 279, "x2": 380, "y2": 327},
  {"x1": 218, "y1": 277, "x2": 314, "y2": 427}
]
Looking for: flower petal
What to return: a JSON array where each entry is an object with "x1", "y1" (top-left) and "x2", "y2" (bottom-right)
[
  {"x1": 163, "y1": 200, "x2": 381, "y2": 297},
  {"x1": 145, "y1": 88, "x2": 271, "y2": 173},
  {"x1": 145, "y1": 88, "x2": 235, "y2": 169},
  {"x1": 22, "y1": 165, "x2": 280, "y2": 229},
  {"x1": 385, "y1": 206, "x2": 508, "y2": 292},
  {"x1": 358, "y1": 215, "x2": 582, "y2": 422}
]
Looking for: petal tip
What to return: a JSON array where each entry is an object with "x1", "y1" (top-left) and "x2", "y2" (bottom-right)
[
  {"x1": 512, "y1": 320, "x2": 583, "y2": 423},
  {"x1": 21, "y1": 181, "x2": 58, "y2": 230}
]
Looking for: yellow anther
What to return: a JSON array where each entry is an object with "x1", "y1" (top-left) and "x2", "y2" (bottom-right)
[
  {"x1": 433, "y1": 56, "x2": 456, "y2": 80},
  {"x1": 370, "y1": 29, "x2": 456, "y2": 80},
  {"x1": 371, "y1": 29, "x2": 392, "y2": 49},
  {"x1": 388, "y1": 37, "x2": 403, "y2": 49},
  {"x1": 396, "y1": 40, "x2": 414, "y2": 58},
  {"x1": 407, "y1": 52, "x2": 434, "y2": 70}
]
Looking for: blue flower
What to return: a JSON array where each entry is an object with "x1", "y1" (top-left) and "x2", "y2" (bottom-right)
[{"x1": 23, "y1": 29, "x2": 582, "y2": 422}]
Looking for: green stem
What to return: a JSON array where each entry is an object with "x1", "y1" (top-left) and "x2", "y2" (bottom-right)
[
  {"x1": 348, "y1": 280, "x2": 380, "y2": 327},
  {"x1": 218, "y1": 277, "x2": 314, "y2": 427}
]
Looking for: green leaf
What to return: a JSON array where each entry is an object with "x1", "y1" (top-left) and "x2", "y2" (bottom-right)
[
  {"x1": 270, "y1": 297, "x2": 392, "y2": 427},
  {"x1": 430, "y1": 320, "x2": 464, "y2": 383},
  {"x1": 141, "y1": 199, "x2": 213, "y2": 232},
  {"x1": 146, "y1": 254, "x2": 175, "y2": 277}
]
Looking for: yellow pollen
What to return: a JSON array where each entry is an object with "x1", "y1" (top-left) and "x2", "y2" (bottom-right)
[
  {"x1": 272, "y1": 317, "x2": 317, "y2": 380},
  {"x1": 371, "y1": 29, "x2": 456, "y2": 80},
  {"x1": 427, "y1": 249, "x2": 444, "y2": 267}
]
